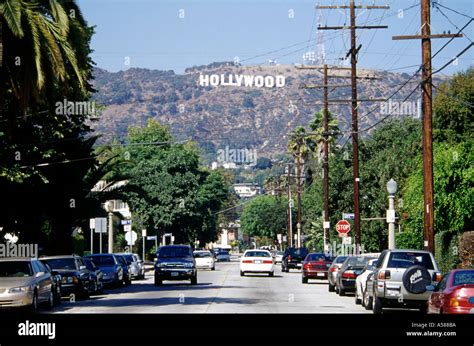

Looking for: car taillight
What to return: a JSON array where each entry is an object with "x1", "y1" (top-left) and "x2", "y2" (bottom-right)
[
  {"x1": 433, "y1": 272, "x2": 442, "y2": 282},
  {"x1": 263, "y1": 260, "x2": 273, "y2": 264},
  {"x1": 342, "y1": 270, "x2": 356, "y2": 279},
  {"x1": 242, "y1": 260, "x2": 252, "y2": 263},
  {"x1": 303, "y1": 263, "x2": 310, "y2": 270},
  {"x1": 288, "y1": 255, "x2": 292, "y2": 261},
  {"x1": 329, "y1": 266, "x2": 338, "y2": 273},
  {"x1": 378, "y1": 270, "x2": 391, "y2": 280},
  {"x1": 448, "y1": 297, "x2": 460, "y2": 308}
]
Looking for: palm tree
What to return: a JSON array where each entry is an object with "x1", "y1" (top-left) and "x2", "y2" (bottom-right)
[{"x1": 0, "y1": 0, "x2": 88, "y2": 130}]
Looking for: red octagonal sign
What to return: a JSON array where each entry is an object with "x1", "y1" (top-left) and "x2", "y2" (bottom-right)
[{"x1": 336, "y1": 220, "x2": 351, "y2": 235}]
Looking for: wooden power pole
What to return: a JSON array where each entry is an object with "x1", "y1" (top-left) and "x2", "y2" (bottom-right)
[
  {"x1": 317, "y1": 1, "x2": 389, "y2": 249},
  {"x1": 392, "y1": 0, "x2": 462, "y2": 253}
]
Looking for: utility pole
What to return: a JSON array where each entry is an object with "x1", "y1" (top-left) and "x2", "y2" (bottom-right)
[
  {"x1": 286, "y1": 163, "x2": 293, "y2": 247},
  {"x1": 322, "y1": 64, "x2": 330, "y2": 250},
  {"x1": 296, "y1": 154, "x2": 302, "y2": 248},
  {"x1": 317, "y1": 1, "x2": 389, "y2": 249},
  {"x1": 392, "y1": 0, "x2": 462, "y2": 253},
  {"x1": 297, "y1": 64, "x2": 354, "y2": 250}
]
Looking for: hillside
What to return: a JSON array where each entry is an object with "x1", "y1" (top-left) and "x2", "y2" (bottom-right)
[{"x1": 91, "y1": 62, "x2": 444, "y2": 163}]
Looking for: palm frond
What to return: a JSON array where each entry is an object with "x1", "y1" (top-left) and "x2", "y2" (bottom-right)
[{"x1": 0, "y1": 0, "x2": 24, "y2": 38}]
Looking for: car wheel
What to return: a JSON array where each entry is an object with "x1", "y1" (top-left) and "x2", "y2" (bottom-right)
[
  {"x1": 302, "y1": 277, "x2": 308, "y2": 284},
  {"x1": 211, "y1": 266, "x2": 215, "y2": 271},
  {"x1": 338, "y1": 287, "x2": 345, "y2": 296},
  {"x1": 154, "y1": 278, "x2": 162, "y2": 286},
  {"x1": 191, "y1": 275, "x2": 197, "y2": 285},
  {"x1": 30, "y1": 291, "x2": 38, "y2": 311},
  {"x1": 355, "y1": 286, "x2": 361, "y2": 305},
  {"x1": 364, "y1": 289, "x2": 373, "y2": 310},
  {"x1": 240, "y1": 271, "x2": 244, "y2": 276},
  {"x1": 44, "y1": 290, "x2": 54, "y2": 310},
  {"x1": 328, "y1": 282, "x2": 335, "y2": 292},
  {"x1": 373, "y1": 297, "x2": 383, "y2": 314},
  {"x1": 269, "y1": 271, "x2": 274, "y2": 277}
]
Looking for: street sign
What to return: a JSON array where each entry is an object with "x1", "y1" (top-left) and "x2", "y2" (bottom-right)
[
  {"x1": 121, "y1": 220, "x2": 132, "y2": 225},
  {"x1": 342, "y1": 236, "x2": 352, "y2": 245},
  {"x1": 277, "y1": 234, "x2": 282, "y2": 244},
  {"x1": 386, "y1": 209, "x2": 396, "y2": 223},
  {"x1": 147, "y1": 236, "x2": 157, "y2": 240},
  {"x1": 94, "y1": 217, "x2": 107, "y2": 233},
  {"x1": 323, "y1": 221, "x2": 330, "y2": 229},
  {"x1": 343, "y1": 213, "x2": 355, "y2": 220},
  {"x1": 89, "y1": 218, "x2": 95, "y2": 229},
  {"x1": 336, "y1": 220, "x2": 351, "y2": 236},
  {"x1": 125, "y1": 231, "x2": 138, "y2": 245},
  {"x1": 142, "y1": 229, "x2": 147, "y2": 237},
  {"x1": 124, "y1": 224, "x2": 132, "y2": 233}
]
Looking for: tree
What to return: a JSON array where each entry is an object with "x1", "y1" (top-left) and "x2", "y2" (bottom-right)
[
  {"x1": 433, "y1": 67, "x2": 473, "y2": 143},
  {"x1": 240, "y1": 195, "x2": 289, "y2": 241},
  {"x1": 110, "y1": 119, "x2": 230, "y2": 245},
  {"x1": 399, "y1": 140, "x2": 473, "y2": 270}
]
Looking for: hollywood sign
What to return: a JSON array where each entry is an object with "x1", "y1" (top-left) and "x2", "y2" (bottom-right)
[{"x1": 199, "y1": 74, "x2": 286, "y2": 88}]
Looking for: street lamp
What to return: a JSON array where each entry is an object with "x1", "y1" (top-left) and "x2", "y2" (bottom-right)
[
  {"x1": 106, "y1": 201, "x2": 114, "y2": 253},
  {"x1": 386, "y1": 178, "x2": 397, "y2": 249}
]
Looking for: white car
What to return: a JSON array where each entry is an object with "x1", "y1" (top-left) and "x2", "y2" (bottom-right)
[
  {"x1": 193, "y1": 251, "x2": 215, "y2": 270},
  {"x1": 273, "y1": 251, "x2": 284, "y2": 264},
  {"x1": 240, "y1": 250, "x2": 274, "y2": 277},
  {"x1": 355, "y1": 258, "x2": 378, "y2": 305}
]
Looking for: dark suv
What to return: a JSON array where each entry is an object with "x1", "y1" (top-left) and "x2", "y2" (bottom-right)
[
  {"x1": 154, "y1": 245, "x2": 197, "y2": 286},
  {"x1": 40, "y1": 255, "x2": 91, "y2": 299},
  {"x1": 281, "y1": 247, "x2": 309, "y2": 272}
]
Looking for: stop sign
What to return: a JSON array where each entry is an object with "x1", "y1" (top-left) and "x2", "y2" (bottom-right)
[{"x1": 336, "y1": 220, "x2": 351, "y2": 235}]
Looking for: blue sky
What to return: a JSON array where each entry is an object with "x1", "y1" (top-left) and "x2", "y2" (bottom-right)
[{"x1": 78, "y1": 0, "x2": 473, "y2": 75}]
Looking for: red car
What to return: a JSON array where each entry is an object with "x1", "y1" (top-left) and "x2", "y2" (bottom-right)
[
  {"x1": 302, "y1": 253, "x2": 333, "y2": 284},
  {"x1": 427, "y1": 269, "x2": 474, "y2": 314}
]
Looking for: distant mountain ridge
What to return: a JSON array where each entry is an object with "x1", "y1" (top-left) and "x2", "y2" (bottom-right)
[{"x1": 91, "y1": 62, "x2": 446, "y2": 163}]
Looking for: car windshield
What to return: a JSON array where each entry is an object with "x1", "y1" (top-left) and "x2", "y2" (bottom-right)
[
  {"x1": 345, "y1": 257, "x2": 371, "y2": 267},
  {"x1": 158, "y1": 246, "x2": 193, "y2": 258},
  {"x1": 387, "y1": 252, "x2": 434, "y2": 270},
  {"x1": 84, "y1": 259, "x2": 96, "y2": 270},
  {"x1": 116, "y1": 256, "x2": 126, "y2": 265},
  {"x1": 276, "y1": 251, "x2": 284, "y2": 256},
  {"x1": 87, "y1": 256, "x2": 115, "y2": 266},
  {"x1": 194, "y1": 252, "x2": 211, "y2": 258},
  {"x1": 218, "y1": 251, "x2": 229, "y2": 256},
  {"x1": 453, "y1": 271, "x2": 474, "y2": 286},
  {"x1": 335, "y1": 256, "x2": 348, "y2": 264},
  {"x1": 307, "y1": 253, "x2": 332, "y2": 262},
  {"x1": 0, "y1": 261, "x2": 33, "y2": 277},
  {"x1": 123, "y1": 255, "x2": 134, "y2": 264},
  {"x1": 245, "y1": 251, "x2": 270, "y2": 257},
  {"x1": 289, "y1": 248, "x2": 308, "y2": 256},
  {"x1": 42, "y1": 258, "x2": 76, "y2": 270}
]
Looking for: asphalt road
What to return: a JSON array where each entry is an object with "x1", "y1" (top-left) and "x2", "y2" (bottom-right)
[{"x1": 50, "y1": 258, "x2": 368, "y2": 314}]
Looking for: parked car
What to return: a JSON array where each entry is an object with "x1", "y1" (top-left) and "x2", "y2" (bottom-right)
[
  {"x1": 336, "y1": 256, "x2": 375, "y2": 296},
  {"x1": 355, "y1": 258, "x2": 378, "y2": 305},
  {"x1": 42, "y1": 262, "x2": 62, "y2": 306},
  {"x1": 240, "y1": 250, "x2": 274, "y2": 277},
  {"x1": 281, "y1": 247, "x2": 309, "y2": 272},
  {"x1": 193, "y1": 250, "x2": 216, "y2": 270},
  {"x1": 154, "y1": 245, "x2": 197, "y2": 285},
  {"x1": 273, "y1": 251, "x2": 284, "y2": 264},
  {"x1": 0, "y1": 257, "x2": 54, "y2": 310},
  {"x1": 328, "y1": 255, "x2": 348, "y2": 292},
  {"x1": 302, "y1": 252, "x2": 333, "y2": 283},
  {"x1": 133, "y1": 254, "x2": 146, "y2": 279},
  {"x1": 114, "y1": 254, "x2": 132, "y2": 285},
  {"x1": 84, "y1": 258, "x2": 104, "y2": 294},
  {"x1": 118, "y1": 253, "x2": 144, "y2": 280},
  {"x1": 85, "y1": 254, "x2": 123, "y2": 288},
  {"x1": 367, "y1": 249, "x2": 441, "y2": 313},
  {"x1": 40, "y1": 255, "x2": 91, "y2": 299},
  {"x1": 215, "y1": 250, "x2": 231, "y2": 262},
  {"x1": 427, "y1": 269, "x2": 474, "y2": 314}
]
